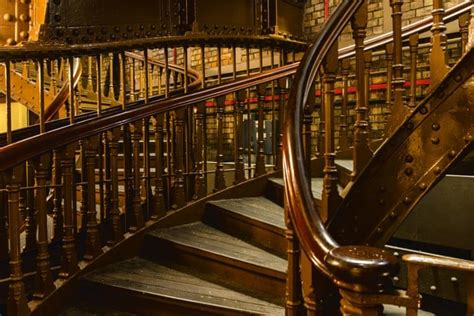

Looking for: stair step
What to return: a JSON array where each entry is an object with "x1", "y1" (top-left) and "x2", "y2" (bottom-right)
[
  {"x1": 143, "y1": 222, "x2": 286, "y2": 303},
  {"x1": 336, "y1": 159, "x2": 353, "y2": 173},
  {"x1": 82, "y1": 257, "x2": 284, "y2": 315},
  {"x1": 268, "y1": 177, "x2": 343, "y2": 201},
  {"x1": 204, "y1": 197, "x2": 286, "y2": 258}
]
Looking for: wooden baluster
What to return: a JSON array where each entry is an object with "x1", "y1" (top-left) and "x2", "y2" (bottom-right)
[
  {"x1": 351, "y1": 1, "x2": 372, "y2": 180},
  {"x1": 109, "y1": 54, "x2": 116, "y2": 101},
  {"x1": 78, "y1": 141, "x2": 88, "y2": 234},
  {"x1": 214, "y1": 96, "x2": 226, "y2": 192},
  {"x1": 129, "y1": 122, "x2": 145, "y2": 232},
  {"x1": 51, "y1": 150, "x2": 64, "y2": 243},
  {"x1": 50, "y1": 60, "x2": 57, "y2": 97},
  {"x1": 83, "y1": 136, "x2": 102, "y2": 261},
  {"x1": 409, "y1": 34, "x2": 419, "y2": 110},
  {"x1": 364, "y1": 51, "x2": 372, "y2": 138},
  {"x1": 172, "y1": 109, "x2": 186, "y2": 208},
  {"x1": 106, "y1": 129, "x2": 124, "y2": 245},
  {"x1": 321, "y1": 43, "x2": 342, "y2": 222},
  {"x1": 165, "y1": 112, "x2": 173, "y2": 208},
  {"x1": 0, "y1": 174, "x2": 8, "y2": 266},
  {"x1": 68, "y1": 57, "x2": 75, "y2": 124},
  {"x1": 430, "y1": 0, "x2": 449, "y2": 86},
  {"x1": 339, "y1": 59, "x2": 350, "y2": 149},
  {"x1": 32, "y1": 155, "x2": 55, "y2": 299},
  {"x1": 234, "y1": 91, "x2": 246, "y2": 184},
  {"x1": 143, "y1": 51, "x2": 152, "y2": 218},
  {"x1": 384, "y1": 43, "x2": 394, "y2": 134},
  {"x1": 38, "y1": 59, "x2": 46, "y2": 133},
  {"x1": 23, "y1": 162, "x2": 36, "y2": 252},
  {"x1": 87, "y1": 56, "x2": 93, "y2": 92},
  {"x1": 459, "y1": 12, "x2": 471, "y2": 54},
  {"x1": 194, "y1": 103, "x2": 207, "y2": 199},
  {"x1": 6, "y1": 167, "x2": 30, "y2": 316},
  {"x1": 285, "y1": 210, "x2": 302, "y2": 316},
  {"x1": 59, "y1": 144, "x2": 79, "y2": 279},
  {"x1": 246, "y1": 46, "x2": 252, "y2": 179},
  {"x1": 255, "y1": 84, "x2": 267, "y2": 177},
  {"x1": 151, "y1": 115, "x2": 166, "y2": 218},
  {"x1": 270, "y1": 49, "x2": 277, "y2": 166},
  {"x1": 5, "y1": 60, "x2": 12, "y2": 144},
  {"x1": 130, "y1": 58, "x2": 136, "y2": 102},
  {"x1": 317, "y1": 78, "x2": 326, "y2": 158},
  {"x1": 275, "y1": 78, "x2": 287, "y2": 171},
  {"x1": 304, "y1": 84, "x2": 316, "y2": 176},
  {"x1": 386, "y1": 0, "x2": 408, "y2": 134},
  {"x1": 339, "y1": 290, "x2": 383, "y2": 316}
]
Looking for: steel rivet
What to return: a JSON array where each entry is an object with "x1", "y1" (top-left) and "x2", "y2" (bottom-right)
[
  {"x1": 430, "y1": 285, "x2": 437, "y2": 292},
  {"x1": 394, "y1": 252, "x2": 400, "y2": 257},
  {"x1": 376, "y1": 228, "x2": 383, "y2": 234},
  {"x1": 405, "y1": 168, "x2": 413, "y2": 176},
  {"x1": 448, "y1": 150, "x2": 457, "y2": 158},
  {"x1": 378, "y1": 199, "x2": 385, "y2": 205},
  {"x1": 3, "y1": 13, "x2": 14, "y2": 22},
  {"x1": 451, "y1": 277, "x2": 458, "y2": 282},
  {"x1": 432, "y1": 123, "x2": 441, "y2": 131},
  {"x1": 389, "y1": 212, "x2": 397, "y2": 219},
  {"x1": 454, "y1": 74, "x2": 462, "y2": 82},
  {"x1": 420, "y1": 106, "x2": 428, "y2": 114},
  {"x1": 434, "y1": 167, "x2": 442, "y2": 175},
  {"x1": 464, "y1": 134, "x2": 472, "y2": 142},
  {"x1": 403, "y1": 197, "x2": 411, "y2": 205},
  {"x1": 419, "y1": 183, "x2": 427, "y2": 190},
  {"x1": 405, "y1": 155, "x2": 414, "y2": 163},
  {"x1": 393, "y1": 276, "x2": 399, "y2": 282},
  {"x1": 406, "y1": 122, "x2": 414, "y2": 130},
  {"x1": 431, "y1": 137, "x2": 440, "y2": 145}
]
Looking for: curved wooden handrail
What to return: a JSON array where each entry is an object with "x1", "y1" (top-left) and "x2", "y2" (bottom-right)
[
  {"x1": 43, "y1": 58, "x2": 82, "y2": 122},
  {"x1": 338, "y1": 0, "x2": 473, "y2": 59},
  {"x1": 0, "y1": 62, "x2": 297, "y2": 172},
  {"x1": 283, "y1": 0, "x2": 398, "y2": 292}
]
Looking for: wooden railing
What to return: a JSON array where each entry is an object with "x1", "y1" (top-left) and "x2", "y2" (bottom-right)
[
  {"x1": 0, "y1": 1, "x2": 472, "y2": 314},
  {"x1": 283, "y1": 0, "x2": 473, "y2": 315}
]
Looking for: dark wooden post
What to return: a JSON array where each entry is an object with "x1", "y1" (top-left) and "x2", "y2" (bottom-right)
[
  {"x1": 51, "y1": 150, "x2": 64, "y2": 243},
  {"x1": 194, "y1": 103, "x2": 207, "y2": 199},
  {"x1": 129, "y1": 122, "x2": 145, "y2": 232},
  {"x1": 408, "y1": 34, "x2": 419, "y2": 110},
  {"x1": 151, "y1": 115, "x2": 167, "y2": 219},
  {"x1": 107, "y1": 128, "x2": 124, "y2": 245},
  {"x1": 234, "y1": 90, "x2": 247, "y2": 184},
  {"x1": 255, "y1": 84, "x2": 267, "y2": 177},
  {"x1": 339, "y1": 59, "x2": 350, "y2": 149},
  {"x1": 172, "y1": 109, "x2": 186, "y2": 209},
  {"x1": 214, "y1": 96, "x2": 226, "y2": 192}
]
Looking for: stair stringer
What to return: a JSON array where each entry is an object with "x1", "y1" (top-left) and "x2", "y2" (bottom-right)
[{"x1": 329, "y1": 48, "x2": 474, "y2": 247}]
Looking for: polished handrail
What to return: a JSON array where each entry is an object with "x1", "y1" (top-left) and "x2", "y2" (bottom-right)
[
  {"x1": 283, "y1": 0, "x2": 397, "y2": 291},
  {"x1": 0, "y1": 62, "x2": 297, "y2": 172}
]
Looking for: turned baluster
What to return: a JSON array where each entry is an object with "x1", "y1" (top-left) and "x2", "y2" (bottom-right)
[
  {"x1": 129, "y1": 122, "x2": 145, "y2": 232},
  {"x1": 109, "y1": 54, "x2": 116, "y2": 101},
  {"x1": 317, "y1": 79, "x2": 326, "y2": 158},
  {"x1": 87, "y1": 56, "x2": 94, "y2": 92},
  {"x1": 106, "y1": 129, "x2": 124, "y2": 245},
  {"x1": 339, "y1": 59, "x2": 350, "y2": 149},
  {"x1": 50, "y1": 60, "x2": 58, "y2": 96},
  {"x1": 459, "y1": 12, "x2": 471, "y2": 54},
  {"x1": 23, "y1": 162, "x2": 36, "y2": 252},
  {"x1": 234, "y1": 91, "x2": 247, "y2": 184},
  {"x1": 0, "y1": 174, "x2": 8, "y2": 265},
  {"x1": 151, "y1": 115, "x2": 167, "y2": 218},
  {"x1": 122, "y1": 124, "x2": 133, "y2": 228},
  {"x1": 285, "y1": 209, "x2": 302, "y2": 316},
  {"x1": 321, "y1": 43, "x2": 342, "y2": 222},
  {"x1": 194, "y1": 103, "x2": 207, "y2": 199},
  {"x1": 304, "y1": 84, "x2": 316, "y2": 175},
  {"x1": 351, "y1": 1, "x2": 372, "y2": 180},
  {"x1": 214, "y1": 96, "x2": 226, "y2": 192},
  {"x1": 51, "y1": 150, "x2": 64, "y2": 243},
  {"x1": 430, "y1": 0, "x2": 449, "y2": 86},
  {"x1": 384, "y1": 43, "x2": 394, "y2": 132},
  {"x1": 32, "y1": 155, "x2": 55, "y2": 299},
  {"x1": 143, "y1": 50, "x2": 152, "y2": 218},
  {"x1": 275, "y1": 78, "x2": 287, "y2": 170},
  {"x1": 83, "y1": 136, "x2": 102, "y2": 261},
  {"x1": 78, "y1": 141, "x2": 89, "y2": 234},
  {"x1": 5, "y1": 61, "x2": 12, "y2": 144},
  {"x1": 364, "y1": 51, "x2": 373, "y2": 138},
  {"x1": 68, "y1": 57, "x2": 75, "y2": 124},
  {"x1": 173, "y1": 109, "x2": 186, "y2": 208},
  {"x1": 409, "y1": 34, "x2": 419, "y2": 110},
  {"x1": 130, "y1": 58, "x2": 136, "y2": 102},
  {"x1": 59, "y1": 144, "x2": 79, "y2": 280},
  {"x1": 164, "y1": 47, "x2": 170, "y2": 97},
  {"x1": 246, "y1": 46, "x2": 252, "y2": 179},
  {"x1": 385, "y1": 0, "x2": 408, "y2": 134},
  {"x1": 255, "y1": 84, "x2": 267, "y2": 177},
  {"x1": 6, "y1": 167, "x2": 30, "y2": 316}
]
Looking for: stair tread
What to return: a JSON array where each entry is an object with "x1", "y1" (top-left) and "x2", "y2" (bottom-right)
[
  {"x1": 208, "y1": 197, "x2": 285, "y2": 230},
  {"x1": 336, "y1": 159, "x2": 353, "y2": 172},
  {"x1": 149, "y1": 222, "x2": 287, "y2": 273},
  {"x1": 383, "y1": 305, "x2": 433, "y2": 316},
  {"x1": 269, "y1": 177, "x2": 343, "y2": 199},
  {"x1": 84, "y1": 257, "x2": 284, "y2": 315}
]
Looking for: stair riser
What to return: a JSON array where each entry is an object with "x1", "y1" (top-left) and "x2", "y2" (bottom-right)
[
  {"x1": 204, "y1": 205, "x2": 287, "y2": 259},
  {"x1": 142, "y1": 236, "x2": 286, "y2": 304},
  {"x1": 80, "y1": 280, "x2": 254, "y2": 316}
]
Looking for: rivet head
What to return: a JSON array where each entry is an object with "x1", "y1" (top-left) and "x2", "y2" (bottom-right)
[
  {"x1": 19, "y1": 31, "x2": 29, "y2": 40},
  {"x1": 376, "y1": 228, "x2": 383, "y2": 234},
  {"x1": 431, "y1": 137, "x2": 440, "y2": 145},
  {"x1": 420, "y1": 106, "x2": 428, "y2": 114},
  {"x1": 406, "y1": 122, "x2": 414, "y2": 130},
  {"x1": 403, "y1": 197, "x2": 411, "y2": 205},
  {"x1": 6, "y1": 38, "x2": 16, "y2": 45},
  {"x1": 432, "y1": 123, "x2": 440, "y2": 131},
  {"x1": 434, "y1": 166, "x2": 442, "y2": 175},
  {"x1": 405, "y1": 168, "x2": 414, "y2": 176},
  {"x1": 389, "y1": 212, "x2": 397, "y2": 219},
  {"x1": 464, "y1": 134, "x2": 472, "y2": 142},
  {"x1": 393, "y1": 276, "x2": 399, "y2": 282},
  {"x1": 3, "y1": 13, "x2": 14, "y2": 22},
  {"x1": 393, "y1": 252, "x2": 400, "y2": 257},
  {"x1": 451, "y1": 277, "x2": 458, "y2": 282},
  {"x1": 378, "y1": 199, "x2": 385, "y2": 205},
  {"x1": 405, "y1": 155, "x2": 414, "y2": 163},
  {"x1": 430, "y1": 285, "x2": 437, "y2": 292},
  {"x1": 19, "y1": 14, "x2": 29, "y2": 22},
  {"x1": 419, "y1": 183, "x2": 427, "y2": 190},
  {"x1": 454, "y1": 74, "x2": 462, "y2": 82},
  {"x1": 448, "y1": 150, "x2": 457, "y2": 158}
]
